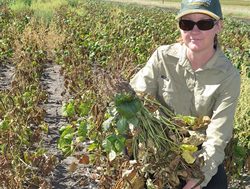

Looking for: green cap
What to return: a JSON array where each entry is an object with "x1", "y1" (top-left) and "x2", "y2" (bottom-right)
[{"x1": 176, "y1": 0, "x2": 223, "y2": 20}]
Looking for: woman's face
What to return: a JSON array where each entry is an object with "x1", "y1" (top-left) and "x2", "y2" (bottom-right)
[{"x1": 179, "y1": 13, "x2": 222, "y2": 53}]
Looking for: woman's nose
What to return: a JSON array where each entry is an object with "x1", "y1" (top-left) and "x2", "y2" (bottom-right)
[{"x1": 192, "y1": 24, "x2": 200, "y2": 32}]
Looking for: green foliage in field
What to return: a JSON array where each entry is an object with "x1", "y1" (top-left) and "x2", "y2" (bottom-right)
[
  {"x1": 233, "y1": 71, "x2": 250, "y2": 173},
  {"x1": 221, "y1": 18, "x2": 250, "y2": 78}
]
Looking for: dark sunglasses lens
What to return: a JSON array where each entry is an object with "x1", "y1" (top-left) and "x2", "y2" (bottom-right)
[
  {"x1": 179, "y1": 20, "x2": 195, "y2": 31},
  {"x1": 179, "y1": 19, "x2": 216, "y2": 31},
  {"x1": 197, "y1": 20, "x2": 215, "y2": 30}
]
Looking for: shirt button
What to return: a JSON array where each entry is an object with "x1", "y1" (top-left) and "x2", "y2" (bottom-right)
[{"x1": 187, "y1": 78, "x2": 195, "y2": 90}]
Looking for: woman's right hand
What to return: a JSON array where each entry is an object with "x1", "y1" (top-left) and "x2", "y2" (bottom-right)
[{"x1": 182, "y1": 179, "x2": 201, "y2": 189}]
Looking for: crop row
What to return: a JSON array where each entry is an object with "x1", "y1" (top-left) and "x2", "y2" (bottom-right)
[{"x1": 0, "y1": 13, "x2": 57, "y2": 188}]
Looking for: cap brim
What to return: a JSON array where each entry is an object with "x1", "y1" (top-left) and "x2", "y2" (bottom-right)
[{"x1": 176, "y1": 9, "x2": 220, "y2": 20}]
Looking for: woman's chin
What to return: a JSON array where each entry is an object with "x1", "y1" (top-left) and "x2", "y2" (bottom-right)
[{"x1": 188, "y1": 44, "x2": 202, "y2": 51}]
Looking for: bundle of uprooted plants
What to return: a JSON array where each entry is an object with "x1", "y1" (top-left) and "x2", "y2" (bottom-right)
[{"x1": 92, "y1": 68, "x2": 210, "y2": 189}]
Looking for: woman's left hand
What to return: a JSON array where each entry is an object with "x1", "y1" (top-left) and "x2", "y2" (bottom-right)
[{"x1": 183, "y1": 179, "x2": 201, "y2": 189}]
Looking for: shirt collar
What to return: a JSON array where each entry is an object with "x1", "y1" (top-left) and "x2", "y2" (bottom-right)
[{"x1": 177, "y1": 43, "x2": 230, "y2": 73}]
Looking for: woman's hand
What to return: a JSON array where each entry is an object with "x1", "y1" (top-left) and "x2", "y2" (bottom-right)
[{"x1": 183, "y1": 179, "x2": 201, "y2": 189}]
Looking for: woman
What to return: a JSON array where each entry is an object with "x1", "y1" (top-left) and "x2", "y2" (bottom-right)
[{"x1": 130, "y1": 0, "x2": 240, "y2": 188}]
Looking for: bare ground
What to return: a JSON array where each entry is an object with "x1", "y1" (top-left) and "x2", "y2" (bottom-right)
[
  {"x1": 0, "y1": 62, "x2": 14, "y2": 91},
  {"x1": 40, "y1": 62, "x2": 98, "y2": 189}
]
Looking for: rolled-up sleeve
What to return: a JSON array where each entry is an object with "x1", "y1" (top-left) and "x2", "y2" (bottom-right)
[
  {"x1": 129, "y1": 48, "x2": 161, "y2": 96},
  {"x1": 200, "y1": 71, "x2": 241, "y2": 187}
]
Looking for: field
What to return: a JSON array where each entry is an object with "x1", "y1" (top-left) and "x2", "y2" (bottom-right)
[
  {"x1": 107, "y1": 0, "x2": 250, "y2": 20},
  {"x1": 0, "y1": 0, "x2": 249, "y2": 188}
]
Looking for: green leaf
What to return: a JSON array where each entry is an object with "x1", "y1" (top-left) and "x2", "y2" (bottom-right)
[
  {"x1": 58, "y1": 134, "x2": 74, "y2": 155},
  {"x1": 107, "y1": 134, "x2": 117, "y2": 144},
  {"x1": 116, "y1": 98, "x2": 141, "y2": 119},
  {"x1": 17, "y1": 134, "x2": 29, "y2": 145},
  {"x1": 59, "y1": 125, "x2": 67, "y2": 134},
  {"x1": 40, "y1": 122, "x2": 49, "y2": 133},
  {"x1": 64, "y1": 133, "x2": 74, "y2": 140},
  {"x1": 176, "y1": 115, "x2": 196, "y2": 125},
  {"x1": 61, "y1": 145, "x2": 73, "y2": 154},
  {"x1": 114, "y1": 136, "x2": 126, "y2": 153},
  {"x1": 34, "y1": 148, "x2": 47, "y2": 156},
  {"x1": 234, "y1": 145, "x2": 247, "y2": 158},
  {"x1": 127, "y1": 117, "x2": 139, "y2": 128},
  {"x1": 180, "y1": 144, "x2": 198, "y2": 152},
  {"x1": 77, "y1": 120, "x2": 88, "y2": 139},
  {"x1": 181, "y1": 151, "x2": 196, "y2": 164},
  {"x1": 78, "y1": 101, "x2": 91, "y2": 116},
  {"x1": 58, "y1": 124, "x2": 75, "y2": 155},
  {"x1": 0, "y1": 144, "x2": 6, "y2": 155},
  {"x1": 62, "y1": 100, "x2": 75, "y2": 117},
  {"x1": 0, "y1": 119, "x2": 10, "y2": 131},
  {"x1": 88, "y1": 142, "x2": 98, "y2": 151},
  {"x1": 116, "y1": 117, "x2": 128, "y2": 134},
  {"x1": 59, "y1": 125, "x2": 75, "y2": 136},
  {"x1": 23, "y1": 151, "x2": 30, "y2": 163},
  {"x1": 114, "y1": 93, "x2": 134, "y2": 105},
  {"x1": 23, "y1": 91, "x2": 32, "y2": 99},
  {"x1": 180, "y1": 144, "x2": 198, "y2": 164},
  {"x1": 102, "y1": 138, "x2": 112, "y2": 153},
  {"x1": 76, "y1": 136, "x2": 84, "y2": 143}
]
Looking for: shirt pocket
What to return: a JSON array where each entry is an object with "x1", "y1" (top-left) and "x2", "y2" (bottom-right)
[
  {"x1": 195, "y1": 84, "x2": 220, "y2": 115},
  {"x1": 157, "y1": 75, "x2": 175, "y2": 108}
]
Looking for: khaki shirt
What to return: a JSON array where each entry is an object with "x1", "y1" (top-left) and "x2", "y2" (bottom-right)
[{"x1": 130, "y1": 43, "x2": 240, "y2": 187}]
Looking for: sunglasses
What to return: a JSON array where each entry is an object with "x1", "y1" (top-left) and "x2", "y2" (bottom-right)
[{"x1": 179, "y1": 19, "x2": 218, "y2": 31}]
